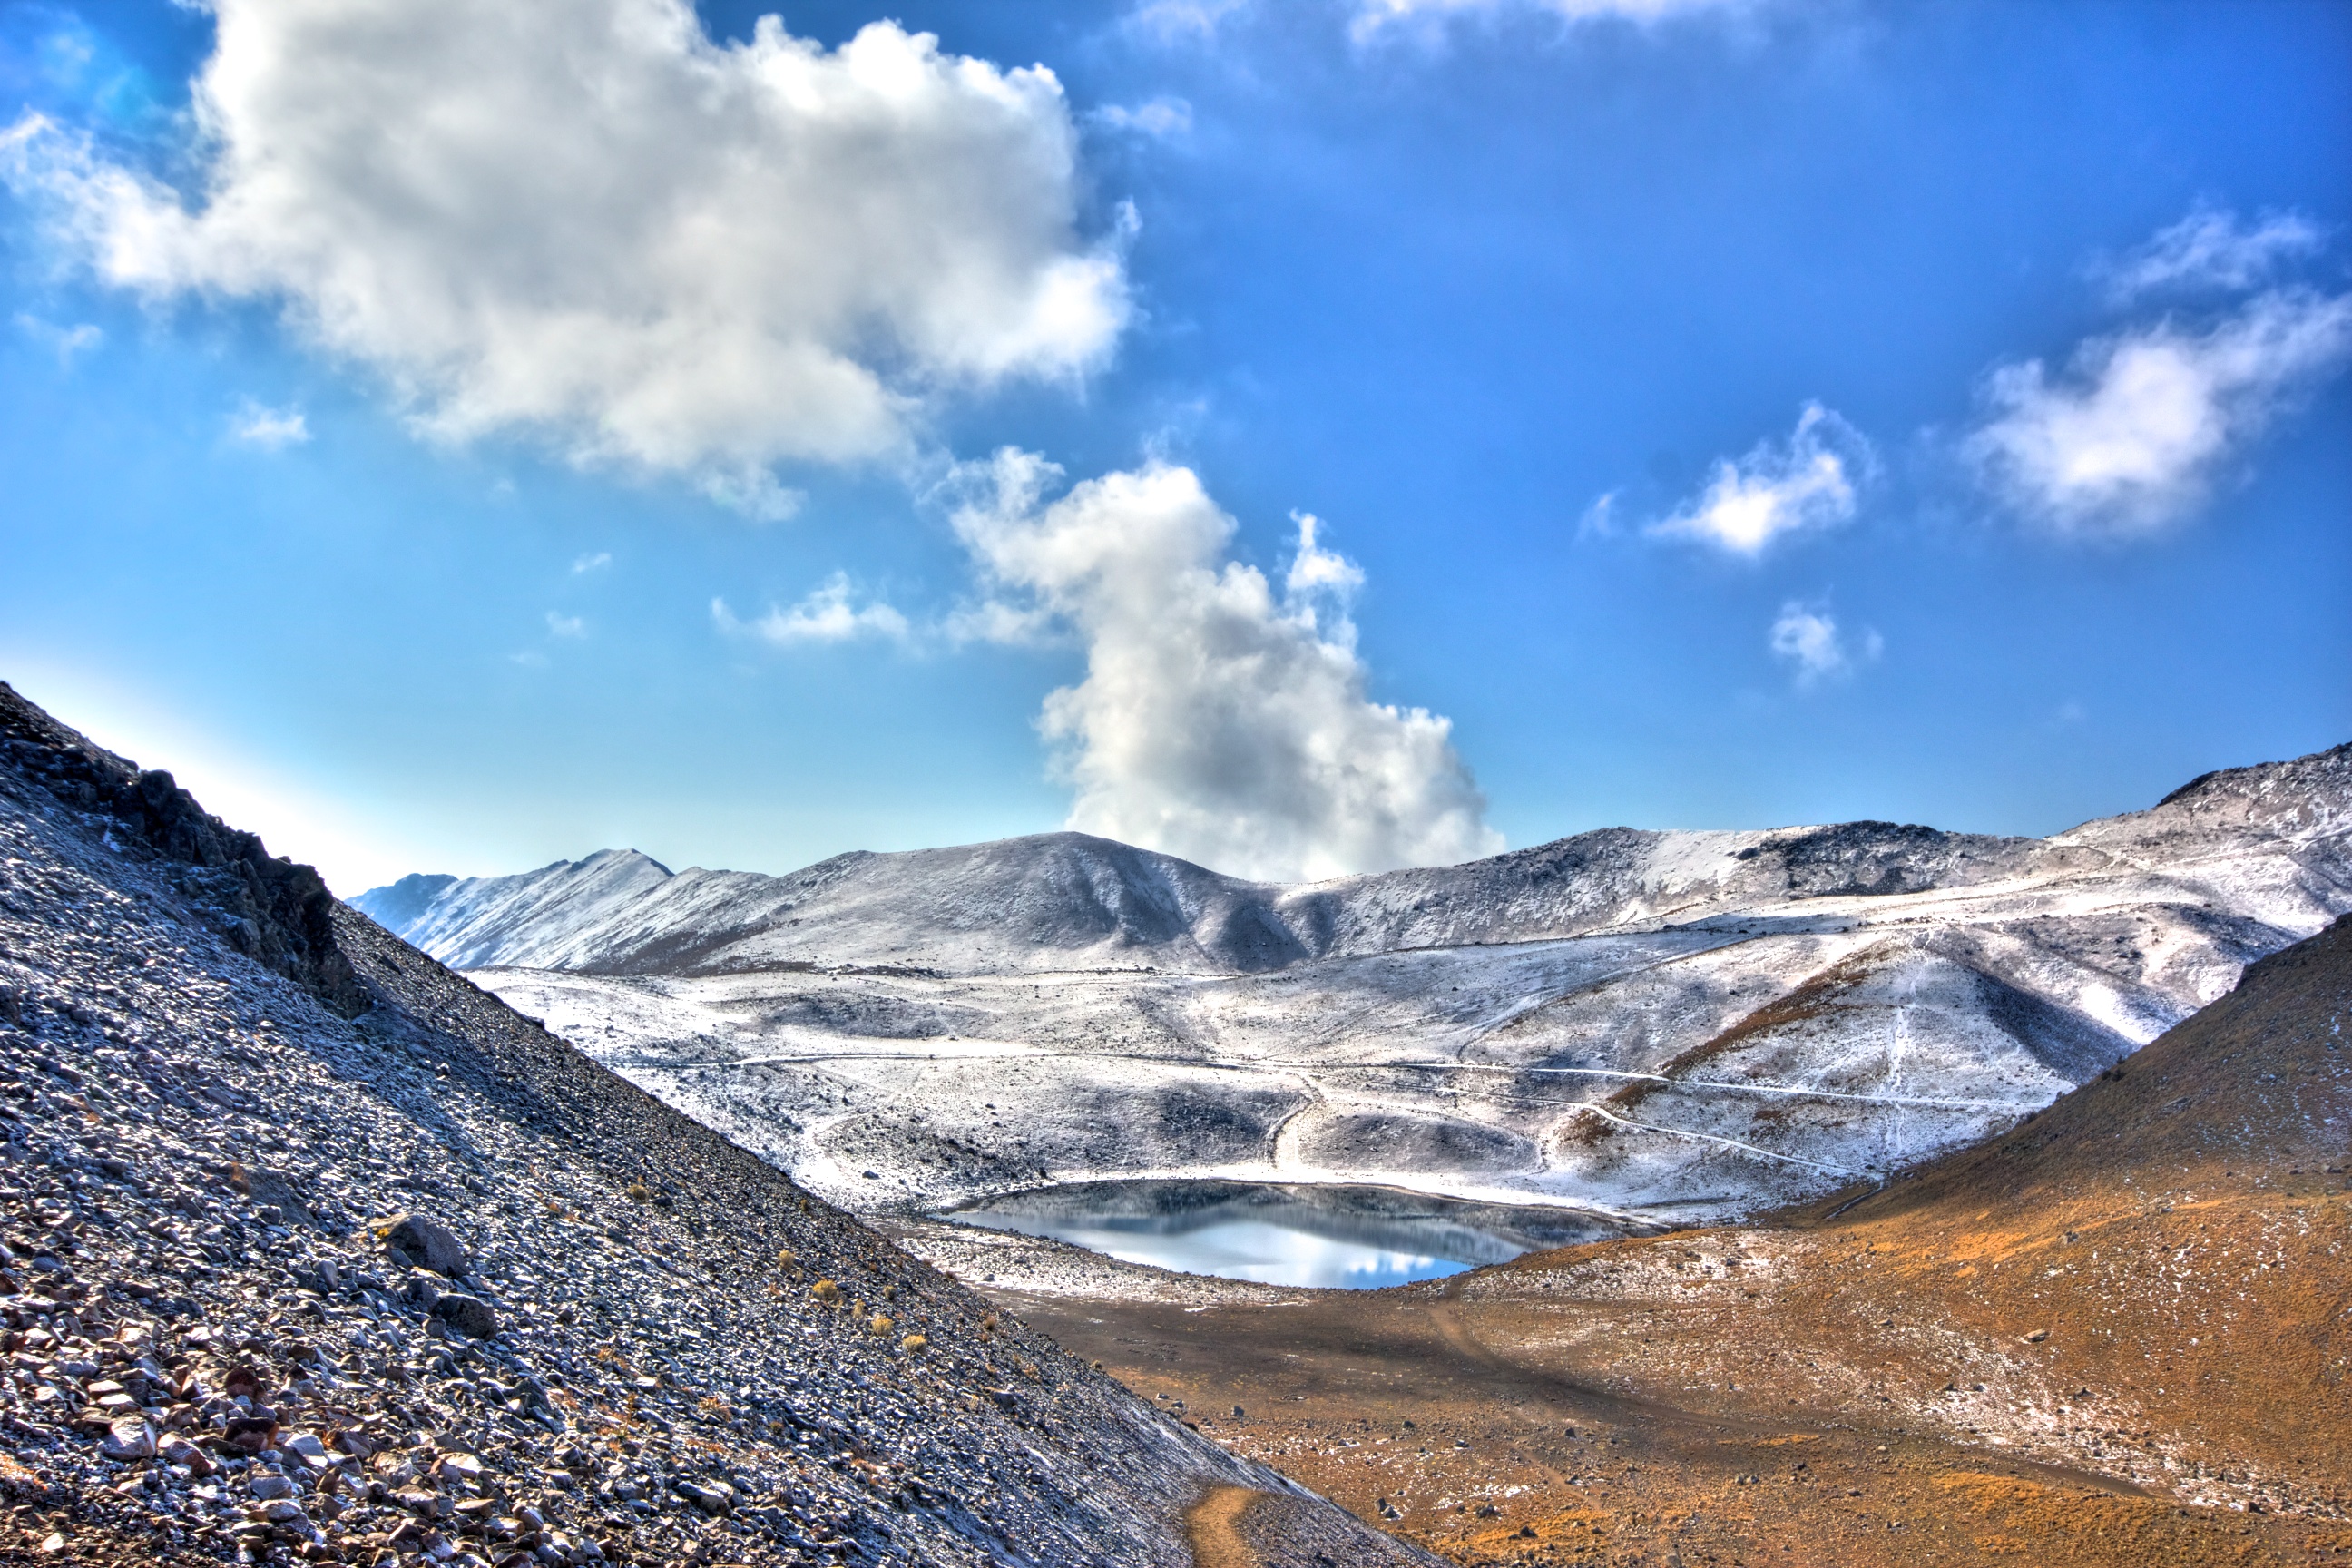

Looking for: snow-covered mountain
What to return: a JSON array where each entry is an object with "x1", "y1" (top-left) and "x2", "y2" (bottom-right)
[{"x1": 358, "y1": 743, "x2": 2352, "y2": 1225}]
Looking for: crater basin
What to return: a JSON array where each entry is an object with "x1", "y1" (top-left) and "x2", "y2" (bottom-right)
[{"x1": 939, "y1": 1179, "x2": 1632, "y2": 1289}]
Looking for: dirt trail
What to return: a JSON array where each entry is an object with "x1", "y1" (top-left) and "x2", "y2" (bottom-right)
[{"x1": 1184, "y1": 1486, "x2": 1266, "y2": 1568}]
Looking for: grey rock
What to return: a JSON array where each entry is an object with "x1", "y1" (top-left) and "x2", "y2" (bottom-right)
[
  {"x1": 99, "y1": 1416, "x2": 156, "y2": 1461},
  {"x1": 380, "y1": 1213, "x2": 468, "y2": 1276},
  {"x1": 674, "y1": 1477, "x2": 733, "y2": 1515},
  {"x1": 432, "y1": 1292, "x2": 498, "y2": 1338}
]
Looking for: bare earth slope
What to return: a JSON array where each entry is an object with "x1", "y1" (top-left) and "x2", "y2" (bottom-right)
[
  {"x1": 1025, "y1": 914, "x2": 2352, "y2": 1567},
  {"x1": 359, "y1": 746, "x2": 2351, "y2": 1228},
  {"x1": 0, "y1": 681, "x2": 1424, "y2": 1568}
]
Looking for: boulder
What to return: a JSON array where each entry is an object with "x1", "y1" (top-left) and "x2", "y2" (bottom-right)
[
  {"x1": 222, "y1": 1416, "x2": 279, "y2": 1454},
  {"x1": 431, "y1": 1293, "x2": 498, "y2": 1339},
  {"x1": 377, "y1": 1215, "x2": 467, "y2": 1277},
  {"x1": 100, "y1": 1416, "x2": 157, "y2": 1461},
  {"x1": 674, "y1": 1478, "x2": 733, "y2": 1516}
]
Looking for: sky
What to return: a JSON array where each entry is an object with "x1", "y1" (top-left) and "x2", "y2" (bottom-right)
[{"x1": 0, "y1": 0, "x2": 2346, "y2": 893}]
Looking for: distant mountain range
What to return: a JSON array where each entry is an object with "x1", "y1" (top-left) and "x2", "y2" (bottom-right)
[{"x1": 357, "y1": 743, "x2": 2352, "y2": 1222}]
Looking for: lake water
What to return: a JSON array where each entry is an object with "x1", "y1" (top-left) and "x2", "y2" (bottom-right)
[{"x1": 941, "y1": 1179, "x2": 1628, "y2": 1289}]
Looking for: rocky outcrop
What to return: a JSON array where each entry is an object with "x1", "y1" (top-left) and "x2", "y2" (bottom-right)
[{"x1": 0, "y1": 681, "x2": 364, "y2": 1016}]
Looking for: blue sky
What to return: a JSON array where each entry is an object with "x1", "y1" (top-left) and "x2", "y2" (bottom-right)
[{"x1": 1, "y1": 0, "x2": 2346, "y2": 891}]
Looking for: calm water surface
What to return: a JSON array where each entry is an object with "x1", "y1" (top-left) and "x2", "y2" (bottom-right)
[{"x1": 942, "y1": 1179, "x2": 1628, "y2": 1289}]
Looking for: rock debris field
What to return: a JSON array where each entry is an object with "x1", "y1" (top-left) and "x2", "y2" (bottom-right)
[{"x1": 0, "y1": 680, "x2": 1430, "y2": 1567}]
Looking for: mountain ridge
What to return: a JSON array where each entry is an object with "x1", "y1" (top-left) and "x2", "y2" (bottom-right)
[{"x1": 356, "y1": 739, "x2": 2352, "y2": 982}]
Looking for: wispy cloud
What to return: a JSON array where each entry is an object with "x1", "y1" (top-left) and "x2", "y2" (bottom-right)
[
  {"x1": 698, "y1": 468, "x2": 805, "y2": 524},
  {"x1": 1352, "y1": 0, "x2": 1752, "y2": 41},
  {"x1": 712, "y1": 575, "x2": 911, "y2": 647},
  {"x1": 571, "y1": 551, "x2": 612, "y2": 574},
  {"x1": 1769, "y1": 601, "x2": 1878, "y2": 689},
  {"x1": 229, "y1": 400, "x2": 309, "y2": 449},
  {"x1": 1126, "y1": 0, "x2": 1254, "y2": 42},
  {"x1": 1966, "y1": 288, "x2": 2352, "y2": 537},
  {"x1": 544, "y1": 612, "x2": 586, "y2": 639},
  {"x1": 2102, "y1": 205, "x2": 2325, "y2": 303},
  {"x1": 1093, "y1": 96, "x2": 1193, "y2": 140},
  {"x1": 15, "y1": 313, "x2": 102, "y2": 366},
  {"x1": 1650, "y1": 403, "x2": 1871, "y2": 555},
  {"x1": 950, "y1": 450, "x2": 1499, "y2": 882}
]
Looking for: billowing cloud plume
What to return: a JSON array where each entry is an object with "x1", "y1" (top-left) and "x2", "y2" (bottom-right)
[
  {"x1": 712, "y1": 577, "x2": 911, "y2": 647},
  {"x1": 5, "y1": 0, "x2": 1128, "y2": 487},
  {"x1": 1966, "y1": 289, "x2": 2352, "y2": 537},
  {"x1": 1651, "y1": 402, "x2": 1869, "y2": 555},
  {"x1": 2102, "y1": 206, "x2": 2324, "y2": 302},
  {"x1": 1769, "y1": 601, "x2": 1877, "y2": 688},
  {"x1": 951, "y1": 451, "x2": 1500, "y2": 883}
]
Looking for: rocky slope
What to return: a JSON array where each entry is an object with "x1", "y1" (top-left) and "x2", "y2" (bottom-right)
[
  {"x1": 358, "y1": 747, "x2": 2352, "y2": 1226},
  {"x1": 0, "y1": 681, "x2": 1425, "y2": 1568}
]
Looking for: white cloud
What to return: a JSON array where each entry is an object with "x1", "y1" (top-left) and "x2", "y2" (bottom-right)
[
  {"x1": 5, "y1": 0, "x2": 1129, "y2": 489},
  {"x1": 15, "y1": 313, "x2": 103, "y2": 365},
  {"x1": 712, "y1": 575, "x2": 911, "y2": 647},
  {"x1": 230, "y1": 399, "x2": 309, "y2": 448},
  {"x1": 2102, "y1": 206, "x2": 2324, "y2": 302},
  {"x1": 544, "y1": 612, "x2": 586, "y2": 639},
  {"x1": 571, "y1": 552, "x2": 612, "y2": 574},
  {"x1": 950, "y1": 450, "x2": 1501, "y2": 883},
  {"x1": 1651, "y1": 402, "x2": 1868, "y2": 555},
  {"x1": 1769, "y1": 601, "x2": 1877, "y2": 688},
  {"x1": 1094, "y1": 96, "x2": 1193, "y2": 140},
  {"x1": 1966, "y1": 289, "x2": 2352, "y2": 536},
  {"x1": 1352, "y1": 0, "x2": 1749, "y2": 40}
]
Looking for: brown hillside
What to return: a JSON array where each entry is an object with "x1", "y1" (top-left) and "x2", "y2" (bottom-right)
[{"x1": 1043, "y1": 915, "x2": 2351, "y2": 1567}]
